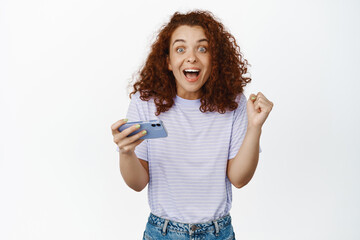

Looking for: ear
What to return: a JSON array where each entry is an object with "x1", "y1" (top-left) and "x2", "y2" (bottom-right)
[{"x1": 167, "y1": 55, "x2": 172, "y2": 71}]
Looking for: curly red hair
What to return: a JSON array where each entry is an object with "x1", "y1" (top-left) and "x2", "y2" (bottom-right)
[{"x1": 130, "y1": 10, "x2": 251, "y2": 115}]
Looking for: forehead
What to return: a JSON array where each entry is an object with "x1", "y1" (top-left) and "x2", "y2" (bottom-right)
[{"x1": 170, "y1": 25, "x2": 207, "y2": 44}]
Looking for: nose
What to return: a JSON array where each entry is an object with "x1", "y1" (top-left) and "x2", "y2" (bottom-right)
[{"x1": 186, "y1": 51, "x2": 197, "y2": 63}]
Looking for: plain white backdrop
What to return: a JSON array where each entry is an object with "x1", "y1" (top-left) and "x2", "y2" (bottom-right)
[{"x1": 1, "y1": 0, "x2": 359, "y2": 239}]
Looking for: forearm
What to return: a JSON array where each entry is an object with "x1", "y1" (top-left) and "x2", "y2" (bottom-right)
[
  {"x1": 119, "y1": 151, "x2": 149, "y2": 192},
  {"x1": 228, "y1": 126, "x2": 261, "y2": 188}
]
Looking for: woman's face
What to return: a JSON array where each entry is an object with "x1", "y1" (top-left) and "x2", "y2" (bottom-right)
[{"x1": 168, "y1": 25, "x2": 211, "y2": 100}]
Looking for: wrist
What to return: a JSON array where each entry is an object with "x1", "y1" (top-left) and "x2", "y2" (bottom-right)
[
  {"x1": 247, "y1": 125, "x2": 262, "y2": 136},
  {"x1": 118, "y1": 146, "x2": 135, "y2": 156}
]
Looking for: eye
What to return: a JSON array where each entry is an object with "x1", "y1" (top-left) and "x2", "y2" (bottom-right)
[
  {"x1": 176, "y1": 47, "x2": 185, "y2": 53},
  {"x1": 198, "y1": 46, "x2": 207, "y2": 53}
]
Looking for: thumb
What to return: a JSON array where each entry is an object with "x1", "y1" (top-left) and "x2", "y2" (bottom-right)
[
  {"x1": 248, "y1": 93, "x2": 261, "y2": 113},
  {"x1": 248, "y1": 93, "x2": 257, "y2": 103},
  {"x1": 247, "y1": 94, "x2": 257, "y2": 112}
]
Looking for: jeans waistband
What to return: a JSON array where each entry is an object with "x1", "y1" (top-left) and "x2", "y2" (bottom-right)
[{"x1": 147, "y1": 213, "x2": 232, "y2": 235}]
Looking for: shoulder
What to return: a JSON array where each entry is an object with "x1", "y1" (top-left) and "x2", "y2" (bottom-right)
[
  {"x1": 130, "y1": 91, "x2": 152, "y2": 105},
  {"x1": 130, "y1": 91, "x2": 141, "y2": 101},
  {"x1": 234, "y1": 92, "x2": 247, "y2": 110},
  {"x1": 129, "y1": 91, "x2": 155, "y2": 116}
]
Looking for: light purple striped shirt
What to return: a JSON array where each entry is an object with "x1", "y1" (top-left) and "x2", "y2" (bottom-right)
[{"x1": 121, "y1": 91, "x2": 261, "y2": 223}]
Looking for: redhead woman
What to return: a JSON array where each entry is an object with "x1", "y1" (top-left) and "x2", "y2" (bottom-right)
[{"x1": 111, "y1": 10, "x2": 273, "y2": 240}]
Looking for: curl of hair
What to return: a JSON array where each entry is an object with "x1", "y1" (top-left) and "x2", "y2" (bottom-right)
[{"x1": 130, "y1": 10, "x2": 251, "y2": 115}]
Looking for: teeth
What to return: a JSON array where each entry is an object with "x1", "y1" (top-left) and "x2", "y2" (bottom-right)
[{"x1": 184, "y1": 69, "x2": 200, "y2": 73}]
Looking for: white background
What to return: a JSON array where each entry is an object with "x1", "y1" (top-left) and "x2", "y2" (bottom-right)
[{"x1": 1, "y1": 0, "x2": 359, "y2": 239}]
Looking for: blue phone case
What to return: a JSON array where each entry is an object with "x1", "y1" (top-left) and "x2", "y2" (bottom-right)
[{"x1": 118, "y1": 120, "x2": 168, "y2": 140}]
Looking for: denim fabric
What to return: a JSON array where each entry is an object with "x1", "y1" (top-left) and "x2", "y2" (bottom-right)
[{"x1": 143, "y1": 213, "x2": 236, "y2": 240}]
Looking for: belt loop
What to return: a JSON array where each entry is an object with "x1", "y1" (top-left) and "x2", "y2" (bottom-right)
[
  {"x1": 213, "y1": 220, "x2": 220, "y2": 237},
  {"x1": 162, "y1": 219, "x2": 169, "y2": 236}
]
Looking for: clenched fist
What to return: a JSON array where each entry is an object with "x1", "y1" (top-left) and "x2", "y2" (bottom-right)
[{"x1": 247, "y1": 92, "x2": 273, "y2": 129}]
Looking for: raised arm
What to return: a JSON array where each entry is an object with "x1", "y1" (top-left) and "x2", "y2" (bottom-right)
[{"x1": 227, "y1": 92, "x2": 273, "y2": 188}]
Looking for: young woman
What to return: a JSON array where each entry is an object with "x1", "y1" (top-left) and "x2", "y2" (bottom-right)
[{"x1": 111, "y1": 10, "x2": 273, "y2": 240}]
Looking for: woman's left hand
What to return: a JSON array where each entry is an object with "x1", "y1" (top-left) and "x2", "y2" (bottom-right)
[{"x1": 247, "y1": 92, "x2": 273, "y2": 129}]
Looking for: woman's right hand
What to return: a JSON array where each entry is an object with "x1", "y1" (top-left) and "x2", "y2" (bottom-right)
[{"x1": 111, "y1": 119, "x2": 147, "y2": 154}]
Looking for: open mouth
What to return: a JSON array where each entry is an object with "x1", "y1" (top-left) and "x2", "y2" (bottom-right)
[{"x1": 183, "y1": 69, "x2": 200, "y2": 80}]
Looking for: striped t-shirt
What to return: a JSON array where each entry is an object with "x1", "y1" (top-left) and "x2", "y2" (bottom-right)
[{"x1": 122, "y1": 91, "x2": 261, "y2": 223}]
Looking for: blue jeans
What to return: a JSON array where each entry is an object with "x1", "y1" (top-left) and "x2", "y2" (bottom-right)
[{"x1": 143, "y1": 213, "x2": 236, "y2": 240}]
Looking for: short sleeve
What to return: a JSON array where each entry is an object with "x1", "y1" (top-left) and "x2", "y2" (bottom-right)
[
  {"x1": 228, "y1": 94, "x2": 262, "y2": 160},
  {"x1": 116, "y1": 92, "x2": 148, "y2": 161}
]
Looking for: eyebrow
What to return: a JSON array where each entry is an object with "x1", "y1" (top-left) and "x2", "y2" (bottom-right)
[{"x1": 172, "y1": 38, "x2": 209, "y2": 46}]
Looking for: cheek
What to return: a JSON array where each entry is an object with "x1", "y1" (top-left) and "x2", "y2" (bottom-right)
[
  {"x1": 201, "y1": 55, "x2": 211, "y2": 68},
  {"x1": 168, "y1": 54, "x2": 175, "y2": 71},
  {"x1": 172, "y1": 60, "x2": 183, "y2": 72}
]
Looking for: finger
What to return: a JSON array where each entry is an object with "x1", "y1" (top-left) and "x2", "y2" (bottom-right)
[
  {"x1": 257, "y1": 97, "x2": 274, "y2": 110},
  {"x1": 253, "y1": 97, "x2": 262, "y2": 108},
  {"x1": 256, "y1": 92, "x2": 270, "y2": 102},
  {"x1": 249, "y1": 93, "x2": 257, "y2": 102},
  {"x1": 111, "y1": 119, "x2": 128, "y2": 134},
  {"x1": 125, "y1": 129, "x2": 147, "y2": 145},
  {"x1": 254, "y1": 101, "x2": 261, "y2": 113},
  {"x1": 117, "y1": 129, "x2": 147, "y2": 150},
  {"x1": 256, "y1": 101, "x2": 273, "y2": 114},
  {"x1": 256, "y1": 97, "x2": 267, "y2": 105},
  {"x1": 118, "y1": 123, "x2": 142, "y2": 138}
]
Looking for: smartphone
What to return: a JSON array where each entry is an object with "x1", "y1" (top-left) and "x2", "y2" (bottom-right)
[{"x1": 118, "y1": 120, "x2": 168, "y2": 140}]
